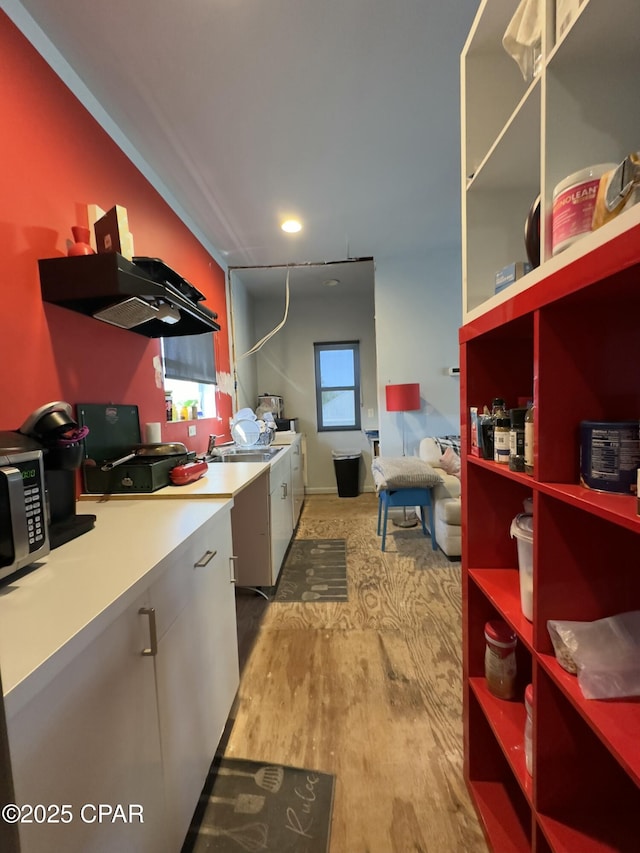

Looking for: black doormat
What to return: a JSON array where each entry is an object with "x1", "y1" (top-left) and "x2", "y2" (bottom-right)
[
  {"x1": 274, "y1": 539, "x2": 347, "y2": 602},
  {"x1": 187, "y1": 757, "x2": 335, "y2": 852}
]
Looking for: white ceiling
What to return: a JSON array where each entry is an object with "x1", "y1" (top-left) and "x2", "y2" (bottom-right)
[{"x1": 8, "y1": 0, "x2": 480, "y2": 296}]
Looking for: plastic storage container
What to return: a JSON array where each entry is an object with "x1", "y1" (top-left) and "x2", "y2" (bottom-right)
[
  {"x1": 552, "y1": 163, "x2": 616, "y2": 254},
  {"x1": 332, "y1": 451, "x2": 361, "y2": 497},
  {"x1": 510, "y1": 513, "x2": 534, "y2": 621},
  {"x1": 579, "y1": 420, "x2": 640, "y2": 494}
]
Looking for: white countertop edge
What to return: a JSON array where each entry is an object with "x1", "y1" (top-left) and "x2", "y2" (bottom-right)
[
  {"x1": 1, "y1": 497, "x2": 232, "y2": 718},
  {"x1": 78, "y1": 456, "x2": 281, "y2": 500}
]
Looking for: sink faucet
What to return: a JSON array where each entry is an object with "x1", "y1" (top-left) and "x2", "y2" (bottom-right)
[{"x1": 207, "y1": 434, "x2": 223, "y2": 455}]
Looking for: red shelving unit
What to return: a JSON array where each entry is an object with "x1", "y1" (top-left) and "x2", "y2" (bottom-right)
[{"x1": 460, "y1": 212, "x2": 640, "y2": 852}]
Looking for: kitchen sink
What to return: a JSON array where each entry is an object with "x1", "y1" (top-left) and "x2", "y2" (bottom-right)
[{"x1": 217, "y1": 446, "x2": 283, "y2": 463}]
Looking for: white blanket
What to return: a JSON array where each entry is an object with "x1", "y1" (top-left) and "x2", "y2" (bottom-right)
[{"x1": 371, "y1": 456, "x2": 443, "y2": 492}]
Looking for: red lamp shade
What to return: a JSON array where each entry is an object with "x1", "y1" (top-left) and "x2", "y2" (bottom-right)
[{"x1": 385, "y1": 383, "x2": 420, "y2": 412}]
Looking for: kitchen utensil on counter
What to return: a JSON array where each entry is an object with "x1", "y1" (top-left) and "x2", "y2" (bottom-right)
[
  {"x1": 231, "y1": 419, "x2": 261, "y2": 448},
  {"x1": 169, "y1": 459, "x2": 208, "y2": 486},
  {"x1": 101, "y1": 442, "x2": 189, "y2": 471},
  {"x1": 310, "y1": 584, "x2": 347, "y2": 591},
  {"x1": 216, "y1": 764, "x2": 284, "y2": 793},
  {"x1": 209, "y1": 793, "x2": 266, "y2": 814},
  {"x1": 257, "y1": 394, "x2": 284, "y2": 418},
  {"x1": 255, "y1": 418, "x2": 276, "y2": 446},
  {"x1": 234, "y1": 408, "x2": 257, "y2": 421}
]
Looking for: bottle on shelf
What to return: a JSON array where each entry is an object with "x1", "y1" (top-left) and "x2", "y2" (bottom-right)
[
  {"x1": 508, "y1": 407, "x2": 527, "y2": 472},
  {"x1": 492, "y1": 398, "x2": 510, "y2": 464},
  {"x1": 478, "y1": 406, "x2": 494, "y2": 460},
  {"x1": 524, "y1": 402, "x2": 535, "y2": 475}
]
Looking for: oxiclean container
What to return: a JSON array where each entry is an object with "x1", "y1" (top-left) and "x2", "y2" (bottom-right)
[{"x1": 552, "y1": 163, "x2": 616, "y2": 254}]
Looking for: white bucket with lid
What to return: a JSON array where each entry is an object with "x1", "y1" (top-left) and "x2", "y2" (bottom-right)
[
  {"x1": 552, "y1": 163, "x2": 616, "y2": 255},
  {"x1": 510, "y1": 513, "x2": 533, "y2": 621}
]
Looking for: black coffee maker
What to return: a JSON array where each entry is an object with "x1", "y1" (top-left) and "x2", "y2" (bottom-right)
[{"x1": 19, "y1": 402, "x2": 96, "y2": 549}]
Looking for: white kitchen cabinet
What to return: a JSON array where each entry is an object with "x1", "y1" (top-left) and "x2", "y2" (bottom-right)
[
  {"x1": 7, "y1": 591, "x2": 167, "y2": 853},
  {"x1": 4, "y1": 500, "x2": 238, "y2": 853},
  {"x1": 231, "y1": 450, "x2": 295, "y2": 588},
  {"x1": 290, "y1": 434, "x2": 305, "y2": 527},
  {"x1": 151, "y1": 505, "x2": 238, "y2": 852},
  {"x1": 269, "y1": 450, "x2": 293, "y2": 584},
  {"x1": 230, "y1": 471, "x2": 271, "y2": 588},
  {"x1": 461, "y1": 0, "x2": 640, "y2": 322}
]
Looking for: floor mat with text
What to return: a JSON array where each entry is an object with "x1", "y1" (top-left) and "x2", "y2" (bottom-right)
[
  {"x1": 186, "y1": 757, "x2": 335, "y2": 852},
  {"x1": 274, "y1": 539, "x2": 347, "y2": 602}
]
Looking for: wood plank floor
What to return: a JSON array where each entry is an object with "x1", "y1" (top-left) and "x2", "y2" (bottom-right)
[{"x1": 228, "y1": 494, "x2": 488, "y2": 852}]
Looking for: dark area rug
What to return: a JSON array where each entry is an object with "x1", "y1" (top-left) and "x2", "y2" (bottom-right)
[
  {"x1": 274, "y1": 539, "x2": 347, "y2": 602},
  {"x1": 187, "y1": 757, "x2": 335, "y2": 852}
]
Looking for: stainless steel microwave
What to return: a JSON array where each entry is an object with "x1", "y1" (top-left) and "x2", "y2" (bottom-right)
[{"x1": 0, "y1": 433, "x2": 49, "y2": 581}]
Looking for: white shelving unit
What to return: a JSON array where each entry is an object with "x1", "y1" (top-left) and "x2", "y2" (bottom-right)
[{"x1": 461, "y1": 0, "x2": 640, "y2": 322}]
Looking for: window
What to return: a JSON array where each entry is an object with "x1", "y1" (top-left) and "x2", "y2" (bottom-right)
[
  {"x1": 314, "y1": 341, "x2": 361, "y2": 431},
  {"x1": 162, "y1": 334, "x2": 217, "y2": 419},
  {"x1": 163, "y1": 334, "x2": 217, "y2": 384}
]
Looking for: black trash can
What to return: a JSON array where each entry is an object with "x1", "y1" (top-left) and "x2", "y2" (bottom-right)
[{"x1": 332, "y1": 451, "x2": 361, "y2": 497}]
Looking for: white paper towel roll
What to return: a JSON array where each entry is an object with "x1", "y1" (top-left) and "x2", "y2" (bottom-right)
[{"x1": 145, "y1": 422, "x2": 162, "y2": 443}]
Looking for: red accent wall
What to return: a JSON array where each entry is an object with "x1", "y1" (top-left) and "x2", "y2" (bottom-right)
[{"x1": 0, "y1": 12, "x2": 232, "y2": 453}]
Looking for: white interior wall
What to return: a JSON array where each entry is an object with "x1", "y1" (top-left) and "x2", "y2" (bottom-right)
[
  {"x1": 228, "y1": 246, "x2": 463, "y2": 491},
  {"x1": 250, "y1": 286, "x2": 378, "y2": 493},
  {"x1": 374, "y1": 248, "x2": 462, "y2": 457},
  {"x1": 229, "y1": 277, "x2": 259, "y2": 417}
]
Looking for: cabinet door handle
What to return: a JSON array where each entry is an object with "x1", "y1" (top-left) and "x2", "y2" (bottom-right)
[
  {"x1": 194, "y1": 549, "x2": 217, "y2": 568},
  {"x1": 229, "y1": 555, "x2": 238, "y2": 584},
  {"x1": 139, "y1": 607, "x2": 157, "y2": 657}
]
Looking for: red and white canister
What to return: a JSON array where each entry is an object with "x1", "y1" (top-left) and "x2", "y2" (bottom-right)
[
  {"x1": 484, "y1": 619, "x2": 517, "y2": 700},
  {"x1": 552, "y1": 163, "x2": 616, "y2": 255}
]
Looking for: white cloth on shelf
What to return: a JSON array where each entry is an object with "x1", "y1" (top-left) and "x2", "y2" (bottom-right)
[{"x1": 502, "y1": 0, "x2": 543, "y2": 81}]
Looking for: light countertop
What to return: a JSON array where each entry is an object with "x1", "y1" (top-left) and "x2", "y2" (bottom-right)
[
  {"x1": 78, "y1": 442, "x2": 296, "y2": 501},
  {"x1": 0, "y1": 497, "x2": 231, "y2": 718}
]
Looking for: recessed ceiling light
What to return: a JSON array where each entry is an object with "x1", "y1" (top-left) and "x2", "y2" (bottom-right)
[
  {"x1": 281, "y1": 219, "x2": 302, "y2": 233},
  {"x1": 323, "y1": 278, "x2": 340, "y2": 287}
]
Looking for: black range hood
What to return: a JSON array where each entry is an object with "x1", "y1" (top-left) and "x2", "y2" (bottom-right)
[{"x1": 39, "y1": 253, "x2": 220, "y2": 337}]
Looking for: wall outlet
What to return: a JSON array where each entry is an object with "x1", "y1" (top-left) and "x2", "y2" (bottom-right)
[
  {"x1": 367, "y1": 408, "x2": 374, "y2": 418},
  {"x1": 188, "y1": 425, "x2": 196, "y2": 437}
]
